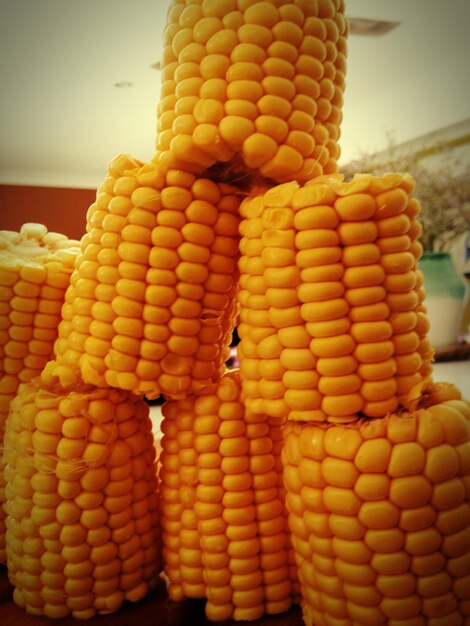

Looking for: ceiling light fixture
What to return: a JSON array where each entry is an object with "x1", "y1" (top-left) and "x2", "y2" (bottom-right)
[{"x1": 348, "y1": 18, "x2": 401, "y2": 36}]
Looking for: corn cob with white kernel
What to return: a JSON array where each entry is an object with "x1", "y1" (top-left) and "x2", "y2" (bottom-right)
[{"x1": 0, "y1": 223, "x2": 79, "y2": 561}]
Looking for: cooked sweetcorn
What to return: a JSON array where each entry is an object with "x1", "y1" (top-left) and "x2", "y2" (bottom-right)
[
  {"x1": 282, "y1": 383, "x2": 470, "y2": 625},
  {"x1": 54, "y1": 154, "x2": 241, "y2": 400},
  {"x1": 3, "y1": 360, "x2": 161, "y2": 618},
  {"x1": 156, "y1": 0, "x2": 347, "y2": 184},
  {"x1": 238, "y1": 172, "x2": 433, "y2": 423},
  {"x1": 3, "y1": 1, "x2": 469, "y2": 624},
  {"x1": 159, "y1": 369, "x2": 299, "y2": 620},
  {"x1": 0, "y1": 224, "x2": 79, "y2": 561}
]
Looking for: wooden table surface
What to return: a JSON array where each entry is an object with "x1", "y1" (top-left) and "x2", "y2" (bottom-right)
[{"x1": 0, "y1": 566, "x2": 303, "y2": 626}]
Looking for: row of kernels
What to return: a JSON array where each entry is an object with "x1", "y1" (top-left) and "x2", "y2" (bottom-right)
[
  {"x1": 157, "y1": 0, "x2": 347, "y2": 183},
  {"x1": 205, "y1": 374, "x2": 263, "y2": 622},
  {"x1": 253, "y1": 413, "x2": 298, "y2": 613},
  {"x1": 336, "y1": 185, "x2": 421, "y2": 415},
  {"x1": 160, "y1": 398, "x2": 204, "y2": 601},
  {"x1": 4, "y1": 364, "x2": 161, "y2": 618},
  {"x1": 282, "y1": 391, "x2": 470, "y2": 625},
  {"x1": 261, "y1": 197, "x2": 305, "y2": 419},
  {"x1": 373, "y1": 185, "x2": 432, "y2": 398},
  {"x1": 294, "y1": 183, "x2": 358, "y2": 421},
  {"x1": 406, "y1": 197, "x2": 434, "y2": 379},
  {"x1": 54, "y1": 154, "x2": 141, "y2": 382},
  {"x1": 238, "y1": 216, "x2": 293, "y2": 419},
  {"x1": 179, "y1": 402, "x2": 205, "y2": 601},
  {"x1": 96, "y1": 163, "x2": 162, "y2": 395},
  {"x1": 238, "y1": 182, "x2": 327, "y2": 421}
]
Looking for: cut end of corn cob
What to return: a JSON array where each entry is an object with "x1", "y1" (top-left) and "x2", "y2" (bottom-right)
[
  {"x1": 156, "y1": 0, "x2": 347, "y2": 186},
  {"x1": 3, "y1": 360, "x2": 162, "y2": 619},
  {"x1": 283, "y1": 381, "x2": 470, "y2": 626},
  {"x1": 0, "y1": 223, "x2": 80, "y2": 561},
  {"x1": 0, "y1": 223, "x2": 80, "y2": 398},
  {"x1": 159, "y1": 368, "x2": 299, "y2": 620},
  {"x1": 54, "y1": 154, "x2": 242, "y2": 400},
  {"x1": 238, "y1": 172, "x2": 434, "y2": 423}
]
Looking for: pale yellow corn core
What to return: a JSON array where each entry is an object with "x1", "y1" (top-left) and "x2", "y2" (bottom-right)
[
  {"x1": 156, "y1": 0, "x2": 348, "y2": 184},
  {"x1": 54, "y1": 155, "x2": 241, "y2": 400},
  {"x1": 3, "y1": 361, "x2": 162, "y2": 619},
  {"x1": 238, "y1": 173, "x2": 433, "y2": 423},
  {"x1": 159, "y1": 369, "x2": 299, "y2": 621},
  {"x1": 283, "y1": 384, "x2": 470, "y2": 626}
]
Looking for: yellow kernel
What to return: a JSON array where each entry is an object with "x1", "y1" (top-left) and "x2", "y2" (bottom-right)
[
  {"x1": 310, "y1": 333, "x2": 355, "y2": 358},
  {"x1": 226, "y1": 79, "x2": 263, "y2": 103},
  {"x1": 355, "y1": 438, "x2": 392, "y2": 473},
  {"x1": 388, "y1": 442, "x2": 425, "y2": 477},
  {"x1": 358, "y1": 500, "x2": 400, "y2": 529},
  {"x1": 56, "y1": 500, "x2": 81, "y2": 525},
  {"x1": 318, "y1": 373, "x2": 360, "y2": 395},
  {"x1": 301, "y1": 297, "x2": 348, "y2": 323},
  {"x1": 242, "y1": 133, "x2": 279, "y2": 169},
  {"x1": 219, "y1": 116, "x2": 255, "y2": 146},
  {"x1": 354, "y1": 341, "x2": 394, "y2": 364},
  {"x1": 423, "y1": 443, "x2": 459, "y2": 483},
  {"x1": 206, "y1": 28, "x2": 238, "y2": 55}
]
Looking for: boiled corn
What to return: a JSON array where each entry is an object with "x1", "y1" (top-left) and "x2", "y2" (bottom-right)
[
  {"x1": 54, "y1": 154, "x2": 241, "y2": 400},
  {"x1": 159, "y1": 369, "x2": 299, "y2": 620},
  {"x1": 282, "y1": 383, "x2": 470, "y2": 626},
  {"x1": 3, "y1": 360, "x2": 162, "y2": 618},
  {"x1": 156, "y1": 0, "x2": 347, "y2": 184},
  {"x1": 238, "y1": 172, "x2": 433, "y2": 423}
]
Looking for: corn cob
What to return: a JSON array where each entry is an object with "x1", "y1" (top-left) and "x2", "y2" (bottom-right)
[
  {"x1": 159, "y1": 369, "x2": 299, "y2": 621},
  {"x1": 238, "y1": 172, "x2": 434, "y2": 423},
  {"x1": 54, "y1": 154, "x2": 241, "y2": 400},
  {"x1": 283, "y1": 383, "x2": 470, "y2": 626},
  {"x1": 0, "y1": 224, "x2": 79, "y2": 561},
  {"x1": 3, "y1": 360, "x2": 162, "y2": 619},
  {"x1": 156, "y1": 0, "x2": 347, "y2": 184}
]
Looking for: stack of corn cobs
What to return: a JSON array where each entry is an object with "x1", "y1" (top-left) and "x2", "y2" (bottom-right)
[{"x1": 1, "y1": 0, "x2": 469, "y2": 624}]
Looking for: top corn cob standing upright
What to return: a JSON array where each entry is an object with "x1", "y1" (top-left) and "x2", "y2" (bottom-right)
[{"x1": 156, "y1": 0, "x2": 347, "y2": 184}]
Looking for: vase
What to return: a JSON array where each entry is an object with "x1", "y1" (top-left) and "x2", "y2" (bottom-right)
[{"x1": 418, "y1": 251, "x2": 468, "y2": 349}]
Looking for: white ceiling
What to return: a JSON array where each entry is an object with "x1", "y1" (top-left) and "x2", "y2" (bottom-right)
[{"x1": 0, "y1": 0, "x2": 469, "y2": 189}]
